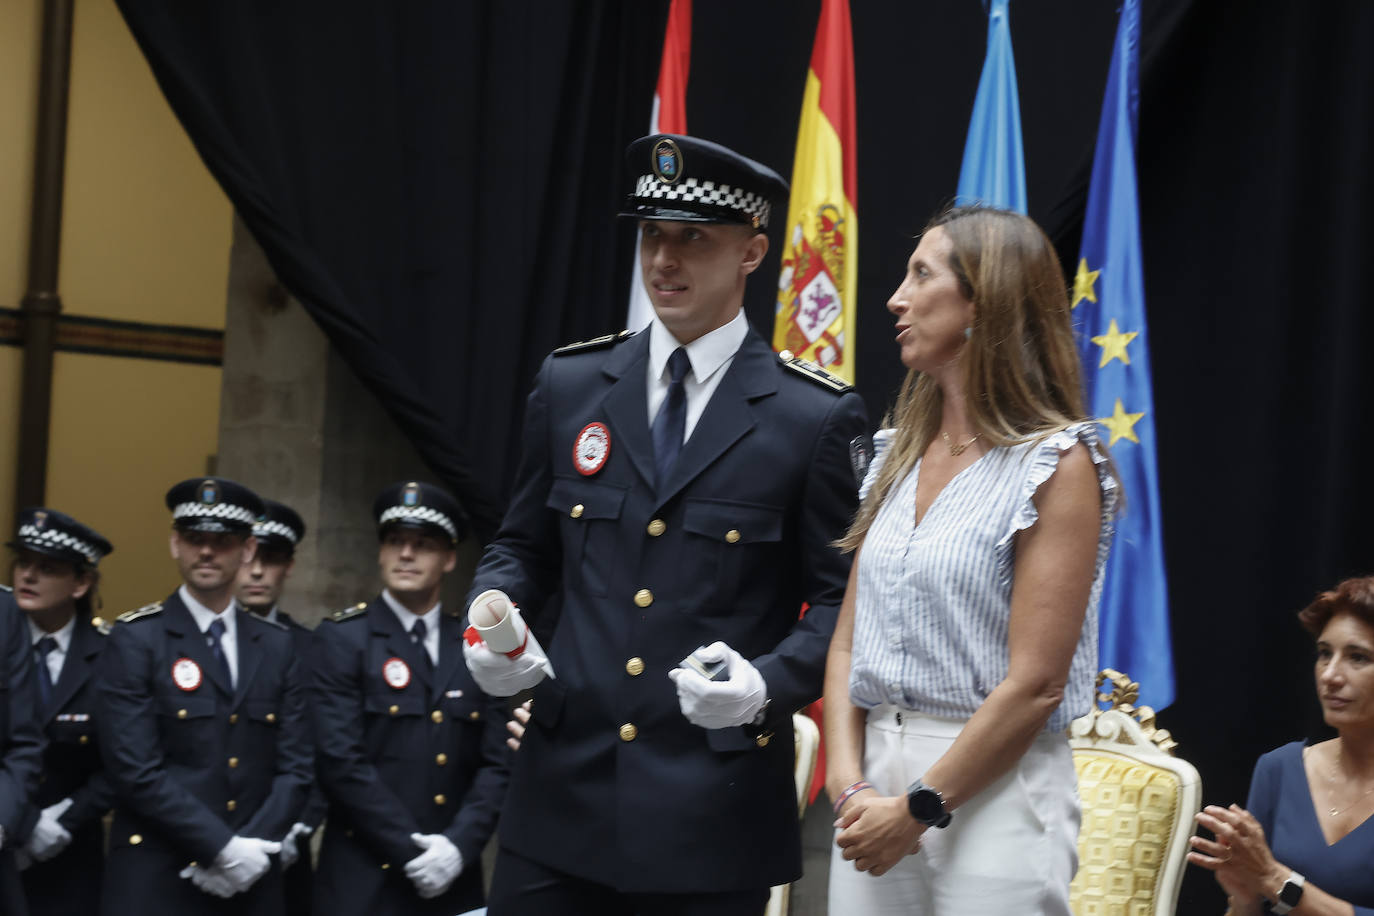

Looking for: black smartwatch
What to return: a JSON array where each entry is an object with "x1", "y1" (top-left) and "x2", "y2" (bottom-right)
[
  {"x1": 905, "y1": 781, "x2": 952, "y2": 828},
  {"x1": 1269, "y1": 871, "x2": 1304, "y2": 915}
]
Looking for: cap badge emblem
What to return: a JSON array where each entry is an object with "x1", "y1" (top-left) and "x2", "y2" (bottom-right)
[
  {"x1": 172, "y1": 657, "x2": 203, "y2": 692},
  {"x1": 199, "y1": 480, "x2": 220, "y2": 505},
  {"x1": 383, "y1": 656, "x2": 411, "y2": 690},
  {"x1": 573, "y1": 422, "x2": 612, "y2": 477},
  {"x1": 32, "y1": 510, "x2": 47, "y2": 529},
  {"x1": 402, "y1": 482, "x2": 421, "y2": 507},
  {"x1": 652, "y1": 138, "x2": 682, "y2": 185}
]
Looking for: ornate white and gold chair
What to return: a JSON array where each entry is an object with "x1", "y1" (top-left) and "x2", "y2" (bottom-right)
[
  {"x1": 1069, "y1": 669, "x2": 1202, "y2": 916},
  {"x1": 765, "y1": 712, "x2": 821, "y2": 916}
]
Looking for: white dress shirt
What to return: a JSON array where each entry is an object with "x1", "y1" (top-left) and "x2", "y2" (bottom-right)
[
  {"x1": 646, "y1": 310, "x2": 750, "y2": 442},
  {"x1": 180, "y1": 585, "x2": 239, "y2": 688},
  {"x1": 382, "y1": 589, "x2": 441, "y2": 666},
  {"x1": 28, "y1": 615, "x2": 75, "y2": 687}
]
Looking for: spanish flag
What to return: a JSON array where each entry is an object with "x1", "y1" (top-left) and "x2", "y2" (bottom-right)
[{"x1": 772, "y1": 0, "x2": 858, "y2": 383}]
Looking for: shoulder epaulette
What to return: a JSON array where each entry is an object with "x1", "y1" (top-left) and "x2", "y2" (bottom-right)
[
  {"x1": 90, "y1": 616, "x2": 112, "y2": 636},
  {"x1": 327, "y1": 602, "x2": 369, "y2": 623},
  {"x1": 117, "y1": 602, "x2": 164, "y2": 624},
  {"x1": 243, "y1": 612, "x2": 288, "y2": 631},
  {"x1": 0, "y1": 584, "x2": 10, "y2": 593},
  {"x1": 778, "y1": 350, "x2": 852, "y2": 393},
  {"x1": 553, "y1": 329, "x2": 635, "y2": 356}
]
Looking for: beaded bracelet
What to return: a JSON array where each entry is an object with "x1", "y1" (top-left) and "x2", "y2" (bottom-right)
[{"x1": 833, "y1": 780, "x2": 874, "y2": 815}]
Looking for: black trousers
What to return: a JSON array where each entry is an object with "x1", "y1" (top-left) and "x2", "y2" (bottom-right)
[{"x1": 487, "y1": 846, "x2": 771, "y2": 916}]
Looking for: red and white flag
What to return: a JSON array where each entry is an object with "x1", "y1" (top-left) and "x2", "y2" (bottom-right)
[{"x1": 626, "y1": 0, "x2": 691, "y2": 332}]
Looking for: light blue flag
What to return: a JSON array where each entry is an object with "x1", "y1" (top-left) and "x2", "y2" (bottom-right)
[
  {"x1": 955, "y1": 0, "x2": 1027, "y2": 213},
  {"x1": 1073, "y1": 0, "x2": 1173, "y2": 710}
]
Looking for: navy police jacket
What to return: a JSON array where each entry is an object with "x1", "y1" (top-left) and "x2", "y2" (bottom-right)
[
  {"x1": 0, "y1": 586, "x2": 45, "y2": 915},
  {"x1": 96, "y1": 591, "x2": 311, "y2": 916},
  {"x1": 18, "y1": 614, "x2": 113, "y2": 915},
  {"x1": 468, "y1": 328, "x2": 868, "y2": 892},
  {"x1": 310, "y1": 597, "x2": 510, "y2": 916}
]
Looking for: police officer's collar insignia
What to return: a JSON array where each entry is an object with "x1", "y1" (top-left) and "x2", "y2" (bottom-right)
[
  {"x1": 199, "y1": 479, "x2": 220, "y2": 505},
  {"x1": 652, "y1": 138, "x2": 683, "y2": 185},
  {"x1": 402, "y1": 482, "x2": 421, "y2": 507},
  {"x1": 573, "y1": 422, "x2": 611, "y2": 477},
  {"x1": 383, "y1": 656, "x2": 411, "y2": 690},
  {"x1": 32, "y1": 510, "x2": 47, "y2": 529},
  {"x1": 779, "y1": 351, "x2": 852, "y2": 393},
  {"x1": 172, "y1": 656, "x2": 203, "y2": 691}
]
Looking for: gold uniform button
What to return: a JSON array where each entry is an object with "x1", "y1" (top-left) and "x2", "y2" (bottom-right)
[
  {"x1": 380, "y1": 863, "x2": 390, "y2": 870},
  {"x1": 228, "y1": 714, "x2": 239, "y2": 725},
  {"x1": 570, "y1": 504, "x2": 584, "y2": 519},
  {"x1": 431, "y1": 710, "x2": 444, "y2": 724},
  {"x1": 177, "y1": 709, "x2": 188, "y2": 719},
  {"x1": 646, "y1": 518, "x2": 666, "y2": 537},
  {"x1": 265, "y1": 713, "x2": 277, "y2": 724},
  {"x1": 129, "y1": 834, "x2": 143, "y2": 846},
  {"x1": 389, "y1": 704, "x2": 400, "y2": 716},
  {"x1": 619, "y1": 723, "x2": 638, "y2": 742},
  {"x1": 228, "y1": 757, "x2": 239, "y2": 769},
  {"x1": 755, "y1": 733, "x2": 772, "y2": 748},
  {"x1": 79, "y1": 734, "x2": 90, "y2": 745},
  {"x1": 468, "y1": 710, "x2": 481, "y2": 721},
  {"x1": 633, "y1": 589, "x2": 653, "y2": 608},
  {"x1": 725, "y1": 529, "x2": 741, "y2": 544},
  {"x1": 226, "y1": 800, "x2": 237, "y2": 812},
  {"x1": 435, "y1": 753, "x2": 448, "y2": 766},
  {"x1": 625, "y1": 657, "x2": 645, "y2": 676},
  {"x1": 434, "y1": 794, "x2": 447, "y2": 806}
]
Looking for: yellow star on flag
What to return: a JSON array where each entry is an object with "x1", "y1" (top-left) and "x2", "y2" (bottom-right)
[
  {"x1": 1072, "y1": 258, "x2": 1100, "y2": 309},
  {"x1": 1098, "y1": 398, "x2": 1145, "y2": 446},
  {"x1": 1091, "y1": 318, "x2": 1139, "y2": 368}
]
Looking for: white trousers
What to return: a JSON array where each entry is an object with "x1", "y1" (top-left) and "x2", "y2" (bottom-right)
[{"x1": 827, "y1": 706, "x2": 1080, "y2": 916}]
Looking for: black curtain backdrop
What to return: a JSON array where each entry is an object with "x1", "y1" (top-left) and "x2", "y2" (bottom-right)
[{"x1": 115, "y1": 1, "x2": 1374, "y2": 911}]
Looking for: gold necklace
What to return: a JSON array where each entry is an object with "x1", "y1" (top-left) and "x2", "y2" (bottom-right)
[
  {"x1": 941, "y1": 430, "x2": 980, "y2": 457},
  {"x1": 1325, "y1": 746, "x2": 1374, "y2": 817}
]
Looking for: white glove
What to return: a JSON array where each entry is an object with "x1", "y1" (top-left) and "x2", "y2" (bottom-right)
[
  {"x1": 668, "y1": 641, "x2": 768, "y2": 729},
  {"x1": 212, "y1": 835, "x2": 280, "y2": 893},
  {"x1": 24, "y1": 797, "x2": 74, "y2": 862},
  {"x1": 403, "y1": 832, "x2": 463, "y2": 899},
  {"x1": 179, "y1": 863, "x2": 238, "y2": 898},
  {"x1": 279, "y1": 821, "x2": 313, "y2": 868},
  {"x1": 462, "y1": 600, "x2": 554, "y2": 697}
]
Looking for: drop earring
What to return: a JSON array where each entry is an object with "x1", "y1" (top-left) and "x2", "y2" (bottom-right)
[{"x1": 963, "y1": 326, "x2": 972, "y2": 340}]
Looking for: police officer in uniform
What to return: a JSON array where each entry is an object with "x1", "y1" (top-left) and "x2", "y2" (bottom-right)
[
  {"x1": 464, "y1": 135, "x2": 869, "y2": 914},
  {"x1": 235, "y1": 499, "x2": 321, "y2": 913},
  {"x1": 98, "y1": 478, "x2": 311, "y2": 916},
  {"x1": 0, "y1": 577, "x2": 44, "y2": 916},
  {"x1": 310, "y1": 482, "x2": 509, "y2": 916},
  {"x1": 7, "y1": 508, "x2": 114, "y2": 913}
]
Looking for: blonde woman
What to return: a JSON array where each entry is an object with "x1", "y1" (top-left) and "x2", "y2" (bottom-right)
[{"x1": 824, "y1": 206, "x2": 1121, "y2": 914}]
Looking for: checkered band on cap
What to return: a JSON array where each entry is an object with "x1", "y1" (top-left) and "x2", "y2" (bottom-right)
[
  {"x1": 633, "y1": 175, "x2": 772, "y2": 228},
  {"x1": 17, "y1": 524, "x2": 103, "y2": 564},
  {"x1": 379, "y1": 505, "x2": 458, "y2": 540},
  {"x1": 253, "y1": 520, "x2": 300, "y2": 545},
  {"x1": 171, "y1": 501, "x2": 259, "y2": 526}
]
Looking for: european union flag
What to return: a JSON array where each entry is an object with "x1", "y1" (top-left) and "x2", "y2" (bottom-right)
[
  {"x1": 955, "y1": 0, "x2": 1027, "y2": 213},
  {"x1": 1073, "y1": 0, "x2": 1173, "y2": 709}
]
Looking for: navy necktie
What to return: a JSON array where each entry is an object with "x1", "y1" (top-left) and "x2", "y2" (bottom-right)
[
  {"x1": 410, "y1": 619, "x2": 433, "y2": 674},
  {"x1": 652, "y1": 347, "x2": 691, "y2": 489},
  {"x1": 34, "y1": 636, "x2": 57, "y2": 707},
  {"x1": 206, "y1": 618, "x2": 233, "y2": 689}
]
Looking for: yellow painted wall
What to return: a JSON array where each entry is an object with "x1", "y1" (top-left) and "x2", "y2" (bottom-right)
[{"x1": 2, "y1": 0, "x2": 232, "y2": 611}]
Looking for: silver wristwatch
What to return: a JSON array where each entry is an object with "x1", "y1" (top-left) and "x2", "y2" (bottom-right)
[{"x1": 1269, "y1": 871, "x2": 1304, "y2": 915}]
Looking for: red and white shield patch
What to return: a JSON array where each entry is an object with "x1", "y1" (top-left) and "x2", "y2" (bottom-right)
[
  {"x1": 573, "y1": 422, "x2": 611, "y2": 476},
  {"x1": 171, "y1": 657, "x2": 202, "y2": 692},
  {"x1": 383, "y1": 656, "x2": 411, "y2": 690}
]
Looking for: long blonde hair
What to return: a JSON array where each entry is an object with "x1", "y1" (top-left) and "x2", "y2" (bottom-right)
[{"x1": 840, "y1": 206, "x2": 1095, "y2": 550}]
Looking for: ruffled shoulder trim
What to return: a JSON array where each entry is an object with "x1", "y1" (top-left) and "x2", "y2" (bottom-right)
[
  {"x1": 858, "y1": 427, "x2": 897, "y2": 501},
  {"x1": 996, "y1": 422, "x2": 1121, "y2": 550}
]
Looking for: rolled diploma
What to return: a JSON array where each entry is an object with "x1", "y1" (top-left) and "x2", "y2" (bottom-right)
[{"x1": 469, "y1": 589, "x2": 527, "y2": 655}]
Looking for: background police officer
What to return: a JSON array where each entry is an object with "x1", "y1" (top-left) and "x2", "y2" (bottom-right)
[
  {"x1": 7, "y1": 508, "x2": 114, "y2": 914},
  {"x1": 464, "y1": 134, "x2": 868, "y2": 914},
  {"x1": 310, "y1": 481, "x2": 509, "y2": 916},
  {"x1": 98, "y1": 477, "x2": 311, "y2": 915},
  {"x1": 235, "y1": 498, "x2": 321, "y2": 913}
]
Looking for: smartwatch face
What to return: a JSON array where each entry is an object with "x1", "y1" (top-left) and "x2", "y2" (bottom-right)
[{"x1": 907, "y1": 788, "x2": 945, "y2": 823}]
